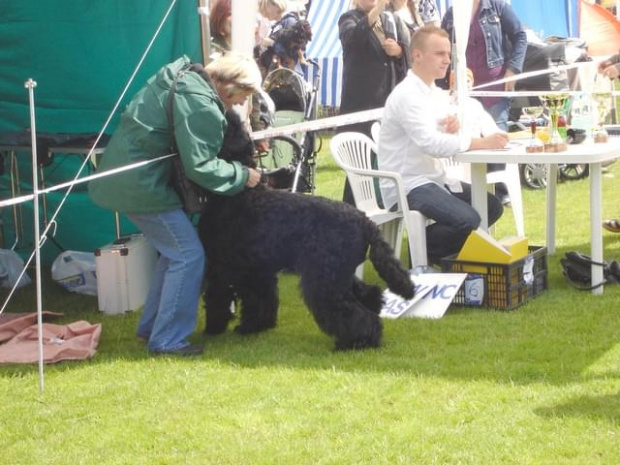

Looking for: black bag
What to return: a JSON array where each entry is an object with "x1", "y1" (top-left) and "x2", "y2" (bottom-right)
[
  {"x1": 166, "y1": 63, "x2": 209, "y2": 214},
  {"x1": 560, "y1": 251, "x2": 620, "y2": 290}
]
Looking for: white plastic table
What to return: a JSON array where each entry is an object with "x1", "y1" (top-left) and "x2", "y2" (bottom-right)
[{"x1": 454, "y1": 138, "x2": 620, "y2": 295}]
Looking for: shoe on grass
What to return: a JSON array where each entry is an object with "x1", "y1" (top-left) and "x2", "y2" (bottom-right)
[
  {"x1": 149, "y1": 344, "x2": 204, "y2": 357},
  {"x1": 603, "y1": 219, "x2": 620, "y2": 233}
]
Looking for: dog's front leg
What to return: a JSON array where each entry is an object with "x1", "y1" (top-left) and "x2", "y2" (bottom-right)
[
  {"x1": 234, "y1": 271, "x2": 279, "y2": 334},
  {"x1": 204, "y1": 271, "x2": 236, "y2": 335}
]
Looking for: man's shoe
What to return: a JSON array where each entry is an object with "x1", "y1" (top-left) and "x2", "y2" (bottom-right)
[{"x1": 149, "y1": 344, "x2": 204, "y2": 357}]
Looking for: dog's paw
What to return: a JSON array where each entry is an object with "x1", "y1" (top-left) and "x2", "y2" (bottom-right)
[
  {"x1": 334, "y1": 336, "x2": 381, "y2": 351},
  {"x1": 234, "y1": 321, "x2": 276, "y2": 335},
  {"x1": 204, "y1": 323, "x2": 228, "y2": 335},
  {"x1": 204, "y1": 313, "x2": 234, "y2": 335}
]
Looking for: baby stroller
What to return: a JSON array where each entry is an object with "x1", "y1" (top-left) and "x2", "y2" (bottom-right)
[{"x1": 258, "y1": 61, "x2": 321, "y2": 194}]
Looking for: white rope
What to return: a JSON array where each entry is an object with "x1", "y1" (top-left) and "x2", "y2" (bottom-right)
[
  {"x1": 472, "y1": 57, "x2": 607, "y2": 89},
  {"x1": 469, "y1": 90, "x2": 620, "y2": 98},
  {"x1": 0, "y1": 154, "x2": 175, "y2": 209},
  {"x1": 251, "y1": 108, "x2": 384, "y2": 140}
]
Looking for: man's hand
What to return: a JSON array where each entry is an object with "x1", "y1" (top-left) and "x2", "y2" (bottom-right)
[
  {"x1": 383, "y1": 38, "x2": 403, "y2": 58},
  {"x1": 442, "y1": 114, "x2": 460, "y2": 134},
  {"x1": 598, "y1": 58, "x2": 614, "y2": 72},
  {"x1": 245, "y1": 168, "x2": 261, "y2": 188},
  {"x1": 471, "y1": 132, "x2": 509, "y2": 150},
  {"x1": 600, "y1": 63, "x2": 620, "y2": 79}
]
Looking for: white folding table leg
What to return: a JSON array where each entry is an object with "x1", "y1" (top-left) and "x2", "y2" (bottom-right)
[
  {"x1": 589, "y1": 162, "x2": 604, "y2": 295},
  {"x1": 545, "y1": 164, "x2": 558, "y2": 255}
]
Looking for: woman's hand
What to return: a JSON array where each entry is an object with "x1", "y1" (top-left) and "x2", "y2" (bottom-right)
[
  {"x1": 504, "y1": 69, "x2": 517, "y2": 91},
  {"x1": 245, "y1": 168, "x2": 261, "y2": 188},
  {"x1": 367, "y1": 0, "x2": 386, "y2": 26},
  {"x1": 255, "y1": 139, "x2": 270, "y2": 153},
  {"x1": 383, "y1": 38, "x2": 403, "y2": 58}
]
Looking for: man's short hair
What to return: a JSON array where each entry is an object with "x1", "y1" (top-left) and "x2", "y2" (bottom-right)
[{"x1": 410, "y1": 25, "x2": 450, "y2": 57}]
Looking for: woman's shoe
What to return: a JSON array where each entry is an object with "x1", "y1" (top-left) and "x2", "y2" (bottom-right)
[
  {"x1": 149, "y1": 344, "x2": 204, "y2": 357},
  {"x1": 603, "y1": 219, "x2": 620, "y2": 233}
]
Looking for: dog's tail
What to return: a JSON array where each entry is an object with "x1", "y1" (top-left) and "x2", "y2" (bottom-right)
[{"x1": 367, "y1": 225, "x2": 415, "y2": 300}]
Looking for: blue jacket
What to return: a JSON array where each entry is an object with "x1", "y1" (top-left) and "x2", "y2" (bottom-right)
[{"x1": 442, "y1": 0, "x2": 527, "y2": 74}]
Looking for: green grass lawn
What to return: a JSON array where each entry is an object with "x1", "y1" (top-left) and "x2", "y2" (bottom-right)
[{"x1": 1, "y1": 134, "x2": 620, "y2": 464}]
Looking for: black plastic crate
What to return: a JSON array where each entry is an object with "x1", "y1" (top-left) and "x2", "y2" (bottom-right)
[{"x1": 441, "y1": 246, "x2": 548, "y2": 310}]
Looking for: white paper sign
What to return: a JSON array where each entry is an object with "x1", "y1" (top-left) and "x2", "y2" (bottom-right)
[{"x1": 380, "y1": 273, "x2": 467, "y2": 320}]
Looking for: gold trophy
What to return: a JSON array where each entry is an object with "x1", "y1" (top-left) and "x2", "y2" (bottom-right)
[
  {"x1": 522, "y1": 106, "x2": 545, "y2": 153},
  {"x1": 539, "y1": 93, "x2": 570, "y2": 152},
  {"x1": 591, "y1": 91, "x2": 612, "y2": 143}
]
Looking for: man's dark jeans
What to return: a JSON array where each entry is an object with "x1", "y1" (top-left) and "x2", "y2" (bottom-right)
[{"x1": 406, "y1": 182, "x2": 504, "y2": 262}]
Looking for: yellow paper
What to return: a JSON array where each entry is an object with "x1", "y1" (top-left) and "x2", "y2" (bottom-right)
[
  {"x1": 457, "y1": 229, "x2": 513, "y2": 264},
  {"x1": 499, "y1": 236, "x2": 529, "y2": 262}
]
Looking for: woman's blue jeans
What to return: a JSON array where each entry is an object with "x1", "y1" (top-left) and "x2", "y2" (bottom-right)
[
  {"x1": 406, "y1": 182, "x2": 503, "y2": 262},
  {"x1": 126, "y1": 209, "x2": 205, "y2": 352}
]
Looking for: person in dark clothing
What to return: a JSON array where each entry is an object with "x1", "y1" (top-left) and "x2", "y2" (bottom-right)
[{"x1": 338, "y1": 0, "x2": 411, "y2": 204}]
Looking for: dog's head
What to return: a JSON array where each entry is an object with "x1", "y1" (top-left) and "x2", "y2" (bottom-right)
[
  {"x1": 219, "y1": 109, "x2": 256, "y2": 168},
  {"x1": 219, "y1": 109, "x2": 292, "y2": 189}
]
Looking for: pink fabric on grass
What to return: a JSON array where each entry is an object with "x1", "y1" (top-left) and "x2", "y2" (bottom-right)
[
  {"x1": 0, "y1": 313, "x2": 101, "y2": 364},
  {"x1": 0, "y1": 311, "x2": 63, "y2": 343}
]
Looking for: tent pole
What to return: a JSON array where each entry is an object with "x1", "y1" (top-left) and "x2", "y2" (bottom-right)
[
  {"x1": 567, "y1": 0, "x2": 573, "y2": 37},
  {"x1": 25, "y1": 78, "x2": 45, "y2": 395},
  {"x1": 198, "y1": 0, "x2": 212, "y2": 63}
]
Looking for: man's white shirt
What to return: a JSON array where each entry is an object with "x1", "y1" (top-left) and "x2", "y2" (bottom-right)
[{"x1": 378, "y1": 70, "x2": 473, "y2": 209}]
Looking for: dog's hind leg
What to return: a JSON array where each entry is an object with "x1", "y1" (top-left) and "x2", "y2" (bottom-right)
[
  {"x1": 204, "y1": 272, "x2": 236, "y2": 335},
  {"x1": 352, "y1": 277, "x2": 384, "y2": 315},
  {"x1": 235, "y1": 271, "x2": 279, "y2": 335},
  {"x1": 300, "y1": 273, "x2": 382, "y2": 351}
]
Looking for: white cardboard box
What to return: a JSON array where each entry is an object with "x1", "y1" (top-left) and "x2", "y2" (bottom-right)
[{"x1": 94, "y1": 234, "x2": 157, "y2": 315}]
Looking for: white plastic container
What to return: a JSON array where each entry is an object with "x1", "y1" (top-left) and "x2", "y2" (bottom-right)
[{"x1": 94, "y1": 234, "x2": 157, "y2": 315}]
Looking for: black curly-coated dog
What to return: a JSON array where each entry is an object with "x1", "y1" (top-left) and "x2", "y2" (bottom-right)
[{"x1": 197, "y1": 111, "x2": 415, "y2": 350}]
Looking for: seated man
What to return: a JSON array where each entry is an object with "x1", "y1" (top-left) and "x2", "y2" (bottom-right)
[{"x1": 378, "y1": 25, "x2": 508, "y2": 263}]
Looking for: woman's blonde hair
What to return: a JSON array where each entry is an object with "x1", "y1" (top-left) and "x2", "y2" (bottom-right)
[
  {"x1": 259, "y1": 0, "x2": 288, "y2": 15},
  {"x1": 205, "y1": 53, "x2": 262, "y2": 96}
]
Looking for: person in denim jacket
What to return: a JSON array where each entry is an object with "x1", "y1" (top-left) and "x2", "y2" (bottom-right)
[{"x1": 441, "y1": 0, "x2": 527, "y2": 205}]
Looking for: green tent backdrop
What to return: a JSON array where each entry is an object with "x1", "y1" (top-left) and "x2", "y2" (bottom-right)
[{"x1": 0, "y1": 0, "x2": 202, "y2": 264}]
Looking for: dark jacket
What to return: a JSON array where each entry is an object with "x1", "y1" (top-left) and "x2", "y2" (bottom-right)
[
  {"x1": 338, "y1": 9, "x2": 410, "y2": 133},
  {"x1": 89, "y1": 56, "x2": 249, "y2": 214}
]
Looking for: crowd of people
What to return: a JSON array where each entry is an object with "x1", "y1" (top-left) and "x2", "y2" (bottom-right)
[{"x1": 88, "y1": 0, "x2": 619, "y2": 356}]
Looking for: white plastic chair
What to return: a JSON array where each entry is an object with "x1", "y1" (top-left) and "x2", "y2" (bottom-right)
[
  {"x1": 371, "y1": 122, "x2": 525, "y2": 237},
  {"x1": 330, "y1": 132, "x2": 428, "y2": 277}
]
